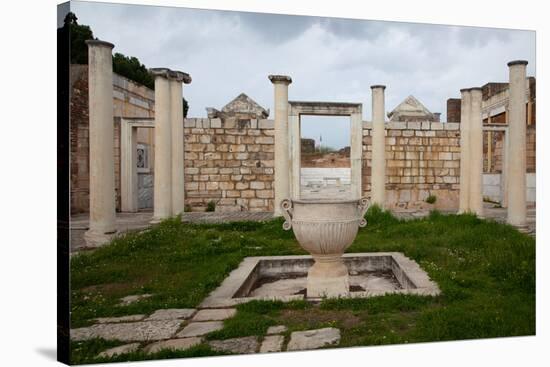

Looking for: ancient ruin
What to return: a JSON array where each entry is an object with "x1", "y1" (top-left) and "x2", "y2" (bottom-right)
[{"x1": 73, "y1": 39, "x2": 535, "y2": 248}]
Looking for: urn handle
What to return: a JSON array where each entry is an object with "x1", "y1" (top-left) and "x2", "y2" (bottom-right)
[
  {"x1": 281, "y1": 199, "x2": 293, "y2": 230},
  {"x1": 358, "y1": 197, "x2": 370, "y2": 228}
]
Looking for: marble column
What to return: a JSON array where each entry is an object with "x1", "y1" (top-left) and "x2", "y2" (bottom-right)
[
  {"x1": 151, "y1": 68, "x2": 173, "y2": 223},
  {"x1": 458, "y1": 89, "x2": 471, "y2": 213},
  {"x1": 84, "y1": 40, "x2": 117, "y2": 247},
  {"x1": 169, "y1": 70, "x2": 192, "y2": 216},
  {"x1": 269, "y1": 75, "x2": 292, "y2": 216},
  {"x1": 469, "y1": 87, "x2": 483, "y2": 216},
  {"x1": 506, "y1": 60, "x2": 528, "y2": 226},
  {"x1": 371, "y1": 85, "x2": 386, "y2": 207}
]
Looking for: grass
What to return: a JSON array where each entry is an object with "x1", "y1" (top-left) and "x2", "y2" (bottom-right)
[{"x1": 70, "y1": 206, "x2": 535, "y2": 364}]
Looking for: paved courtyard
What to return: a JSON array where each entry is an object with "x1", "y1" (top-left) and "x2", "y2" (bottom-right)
[{"x1": 71, "y1": 297, "x2": 341, "y2": 357}]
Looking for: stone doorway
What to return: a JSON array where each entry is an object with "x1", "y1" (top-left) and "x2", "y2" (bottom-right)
[
  {"x1": 120, "y1": 118, "x2": 155, "y2": 212},
  {"x1": 299, "y1": 115, "x2": 351, "y2": 199},
  {"x1": 288, "y1": 101, "x2": 363, "y2": 200}
]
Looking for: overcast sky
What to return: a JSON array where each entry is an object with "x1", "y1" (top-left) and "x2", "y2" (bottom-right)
[{"x1": 68, "y1": 1, "x2": 535, "y2": 148}]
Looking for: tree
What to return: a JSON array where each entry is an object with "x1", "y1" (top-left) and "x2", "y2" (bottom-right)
[
  {"x1": 182, "y1": 98, "x2": 189, "y2": 118},
  {"x1": 64, "y1": 12, "x2": 93, "y2": 65},
  {"x1": 112, "y1": 53, "x2": 154, "y2": 89}
]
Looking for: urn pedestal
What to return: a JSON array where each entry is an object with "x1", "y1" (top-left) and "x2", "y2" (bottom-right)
[{"x1": 281, "y1": 198, "x2": 370, "y2": 298}]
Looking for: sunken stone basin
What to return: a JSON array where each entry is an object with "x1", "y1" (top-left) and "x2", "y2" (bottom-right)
[
  {"x1": 281, "y1": 198, "x2": 370, "y2": 298},
  {"x1": 199, "y1": 253, "x2": 441, "y2": 308}
]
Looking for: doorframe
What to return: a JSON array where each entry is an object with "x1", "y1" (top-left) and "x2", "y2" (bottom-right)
[
  {"x1": 287, "y1": 101, "x2": 363, "y2": 200},
  {"x1": 120, "y1": 117, "x2": 154, "y2": 212}
]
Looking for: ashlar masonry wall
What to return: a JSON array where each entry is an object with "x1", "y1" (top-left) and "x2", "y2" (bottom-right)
[
  {"x1": 362, "y1": 121, "x2": 461, "y2": 210},
  {"x1": 183, "y1": 117, "x2": 275, "y2": 212}
]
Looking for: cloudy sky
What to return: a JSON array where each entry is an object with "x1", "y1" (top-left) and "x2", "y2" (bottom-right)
[{"x1": 67, "y1": 1, "x2": 535, "y2": 148}]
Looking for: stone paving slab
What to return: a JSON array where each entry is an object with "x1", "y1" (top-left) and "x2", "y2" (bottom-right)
[
  {"x1": 191, "y1": 308, "x2": 236, "y2": 321},
  {"x1": 260, "y1": 335, "x2": 284, "y2": 353},
  {"x1": 146, "y1": 309, "x2": 196, "y2": 321},
  {"x1": 266, "y1": 325, "x2": 288, "y2": 335},
  {"x1": 176, "y1": 321, "x2": 224, "y2": 338},
  {"x1": 144, "y1": 337, "x2": 203, "y2": 354},
  {"x1": 287, "y1": 328, "x2": 341, "y2": 351},
  {"x1": 71, "y1": 320, "x2": 182, "y2": 342},
  {"x1": 95, "y1": 315, "x2": 146, "y2": 324},
  {"x1": 97, "y1": 343, "x2": 140, "y2": 358},
  {"x1": 208, "y1": 336, "x2": 259, "y2": 354}
]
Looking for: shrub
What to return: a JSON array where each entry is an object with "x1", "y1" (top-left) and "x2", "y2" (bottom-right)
[
  {"x1": 426, "y1": 194, "x2": 437, "y2": 204},
  {"x1": 206, "y1": 201, "x2": 216, "y2": 212}
]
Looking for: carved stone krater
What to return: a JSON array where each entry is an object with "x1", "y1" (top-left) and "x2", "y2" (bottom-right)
[{"x1": 281, "y1": 198, "x2": 370, "y2": 298}]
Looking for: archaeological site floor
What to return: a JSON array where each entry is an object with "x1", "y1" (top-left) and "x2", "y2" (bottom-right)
[{"x1": 69, "y1": 206, "x2": 535, "y2": 364}]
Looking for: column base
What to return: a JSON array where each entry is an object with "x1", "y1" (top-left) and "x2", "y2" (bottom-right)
[
  {"x1": 306, "y1": 256, "x2": 350, "y2": 298},
  {"x1": 84, "y1": 229, "x2": 117, "y2": 248},
  {"x1": 150, "y1": 217, "x2": 164, "y2": 224},
  {"x1": 150, "y1": 214, "x2": 171, "y2": 224},
  {"x1": 510, "y1": 222, "x2": 530, "y2": 233}
]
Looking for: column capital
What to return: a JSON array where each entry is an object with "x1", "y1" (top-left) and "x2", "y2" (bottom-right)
[
  {"x1": 469, "y1": 87, "x2": 482, "y2": 95},
  {"x1": 269, "y1": 75, "x2": 292, "y2": 85},
  {"x1": 460, "y1": 88, "x2": 471, "y2": 93},
  {"x1": 150, "y1": 67, "x2": 171, "y2": 79},
  {"x1": 150, "y1": 68, "x2": 192, "y2": 84},
  {"x1": 507, "y1": 60, "x2": 528, "y2": 67},
  {"x1": 85, "y1": 39, "x2": 114, "y2": 49},
  {"x1": 169, "y1": 70, "x2": 192, "y2": 84},
  {"x1": 370, "y1": 85, "x2": 386, "y2": 90}
]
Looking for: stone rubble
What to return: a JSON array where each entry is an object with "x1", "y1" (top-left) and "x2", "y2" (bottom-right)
[{"x1": 118, "y1": 294, "x2": 152, "y2": 306}]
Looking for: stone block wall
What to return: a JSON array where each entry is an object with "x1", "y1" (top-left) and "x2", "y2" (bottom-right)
[
  {"x1": 70, "y1": 69, "x2": 90, "y2": 213},
  {"x1": 362, "y1": 121, "x2": 461, "y2": 210},
  {"x1": 526, "y1": 125, "x2": 536, "y2": 173},
  {"x1": 183, "y1": 117, "x2": 275, "y2": 212}
]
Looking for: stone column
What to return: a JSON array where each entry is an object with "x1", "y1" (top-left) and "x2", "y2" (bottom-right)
[
  {"x1": 370, "y1": 85, "x2": 386, "y2": 207},
  {"x1": 469, "y1": 88, "x2": 483, "y2": 216},
  {"x1": 151, "y1": 68, "x2": 173, "y2": 222},
  {"x1": 269, "y1": 75, "x2": 292, "y2": 216},
  {"x1": 169, "y1": 71, "x2": 192, "y2": 216},
  {"x1": 458, "y1": 89, "x2": 471, "y2": 213},
  {"x1": 506, "y1": 60, "x2": 528, "y2": 226},
  {"x1": 84, "y1": 40, "x2": 117, "y2": 247}
]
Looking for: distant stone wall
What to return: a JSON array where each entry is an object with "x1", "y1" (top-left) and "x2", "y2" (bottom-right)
[
  {"x1": 363, "y1": 121, "x2": 461, "y2": 210},
  {"x1": 183, "y1": 117, "x2": 275, "y2": 212},
  {"x1": 483, "y1": 124, "x2": 536, "y2": 174}
]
